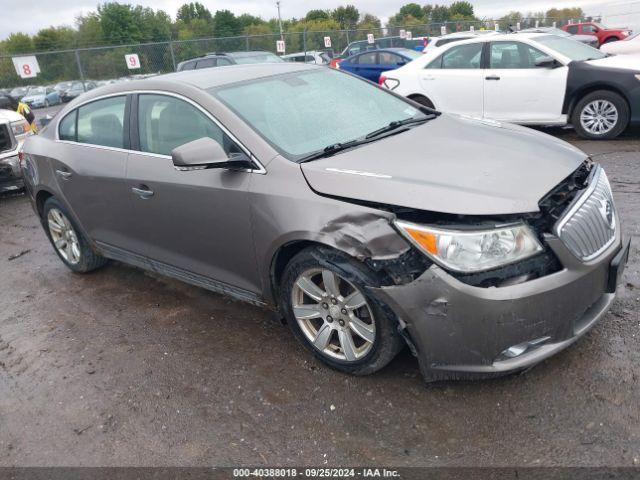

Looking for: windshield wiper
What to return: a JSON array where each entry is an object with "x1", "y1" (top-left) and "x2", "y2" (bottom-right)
[
  {"x1": 365, "y1": 115, "x2": 435, "y2": 140},
  {"x1": 299, "y1": 139, "x2": 362, "y2": 163}
]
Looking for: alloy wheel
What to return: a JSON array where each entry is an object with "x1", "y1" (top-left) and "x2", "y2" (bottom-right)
[
  {"x1": 580, "y1": 100, "x2": 619, "y2": 135},
  {"x1": 291, "y1": 268, "x2": 376, "y2": 362},
  {"x1": 47, "y1": 208, "x2": 81, "y2": 265}
]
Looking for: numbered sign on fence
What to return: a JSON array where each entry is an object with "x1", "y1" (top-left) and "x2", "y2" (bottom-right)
[
  {"x1": 12, "y1": 56, "x2": 39, "y2": 79},
  {"x1": 440, "y1": 25, "x2": 447, "y2": 35},
  {"x1": 406, "y1": 31, "x2": 412, "y2": 40},
  {"x1": 553, "y1": 21, "x2": 557, "y2": 28},
  {"x1": 535, "y1": 20, "x2": 540, "y2": 28},
  {"x1": 470, "y1": 25, "x2": 475, "y2": 32},
  {"x1": 367, "y1": 33, "x2": 374, "y2": 44},
  {"x1": 125, "y1": 54, "x2": 141, "y2": 69},
  {"x1": 399, "y1": 29, "x2": 406, "y2": 39},
  {"x1": 276, "y1": 40, "x2": 286, "y2": 53},
  {"x1": 494, "y1": 23, "x2": 500, "y2": 31},
  {"x1": 324, "y1": 36, "x2": 332, "y2": 48},
  {"x1": 516, "y1": 22, "x2": 521, "y2": 31}
]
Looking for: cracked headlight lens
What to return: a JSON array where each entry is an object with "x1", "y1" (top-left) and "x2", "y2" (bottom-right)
[{"x1": 395, "y1": 220, "x2": 543, "y2": 273}]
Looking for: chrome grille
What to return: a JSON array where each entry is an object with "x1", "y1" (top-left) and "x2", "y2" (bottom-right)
[{"x1": 555, "y1": 166, "x2": 616, "y2": 261}]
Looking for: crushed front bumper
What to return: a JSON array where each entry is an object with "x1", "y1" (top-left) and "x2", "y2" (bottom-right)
[
  {"x1": 370, "y1": 232, "x2": 628, "y2": 382},
  {"x1": 0, "y1": 150, "x2": 24, "y2": 193}
]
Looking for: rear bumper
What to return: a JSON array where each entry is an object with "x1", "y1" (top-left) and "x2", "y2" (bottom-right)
[{"x1": 370, "y1": 232, "x2": 628, "y2": 382}]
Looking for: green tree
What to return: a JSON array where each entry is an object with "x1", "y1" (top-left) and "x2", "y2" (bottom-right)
[
  {"x1": 33, "y1": 27, "x2": 76, "y2": 51},
  {"x1": 213, "y1": 10, "x2": 241, "y2": 37},
  {"x1": 431, "y1": 5, "x2": 451, "y2": 23},
  {"x1": 398, "y1": 3, "x2": 425, "y2": 21},
  {"x1": 449, "y1": 1, "x2": 474, "y2": 19},
  {"x1": 2, "y1": 33, "x2": 34, "y2": 53},
  {"x1": 238, "y1": 14, "x2": 265, "y2": 29},
  {"x1": 306, "y1": 10, "x2": 330, "y2": 22},
  {"x1": 76, "y1": 13, "x2": 104, "y2": 47},
  {"x1": 177, "y1": 2, "x2": 212, "y2": 24},
  {"x1": 357, "y1": 14, "x2": 381, "y2": 30},
  {"x1": 332, "y1": 5, "x2": 360, "y2": 29},
  {"x1": 98, "y1": 3, "x2": 142, "y2": 44}
]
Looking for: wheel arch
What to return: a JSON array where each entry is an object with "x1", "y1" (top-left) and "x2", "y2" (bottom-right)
[
  {"x1": 35, "y1": 188, "x2": 55, "y2": 218},
  {"x1": 567, "y1": 83, "x2": 631, "y2": 119},
  {"x1": 269, "y1": 239, "x2": 338, "y2": 307},
  {"x1": 407, "y1": 93, "x2": 436, "y2": 109}
]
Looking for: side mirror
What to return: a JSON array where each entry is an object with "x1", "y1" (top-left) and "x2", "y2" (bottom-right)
[
  {"x1": 171, "y1": 137, "x2": 254, "y2": 171},
  {"x1": 535, "y1": 56, "x2": 560, "y2": 68}
]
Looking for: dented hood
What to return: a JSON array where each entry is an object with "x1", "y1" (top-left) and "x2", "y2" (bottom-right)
[{"x1": 300, "y1": 114, "x2": 587, "y2": 215}]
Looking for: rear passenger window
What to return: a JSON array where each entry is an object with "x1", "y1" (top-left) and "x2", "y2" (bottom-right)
[
  {"x1": 137, "y1": 94, "x2": 239, "y2": 157},
  {"x1": 567, "y1": 25, "x2": 579, "y2": 34},
  {"x1": 76, "y1": 96, "x2": 126, "y2": 148},
  {"x1": 217, "y1": 58, "x2": 232, "y2": 66},
  {"x1": 441, "y1": 43, "x2": 483, "y2": 69},
  {"x1": 196, "y1": 58, "x2": 216, "y2": 69},
  {"x1": 58, "y1": 111, "x2": 77, "y2": 141},
  {"x1": 357, "y1": 52, "x2": 377, "y2": 64}
]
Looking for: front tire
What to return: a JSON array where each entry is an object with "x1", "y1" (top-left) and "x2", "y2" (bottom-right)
[
  {"x1": 279, "y1": 246, "x2": 404, "y2": 376},
  {"x1": 572, "y1": 90, "x2": 629, "y2": 140},
  {"x1": 42, "y1": 197, "x2": 107, "y2": 273}
]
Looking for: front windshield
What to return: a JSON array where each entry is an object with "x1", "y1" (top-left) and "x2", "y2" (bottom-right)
[
  {"x1": 212, "y1": 68, "x2": 426, "y2": 160},
  {"x1": 233, "y1": 53, "x2": 283, "y2": 64},
  {"x1": 11, "y1": 87, "x2": 27, "y2": 95},
  {"x1": 536, "y1": 34, "x2": 606, "y2": 61},
  {"x1": 28, "y1": 87, "x2": 45, "y2": 95}
]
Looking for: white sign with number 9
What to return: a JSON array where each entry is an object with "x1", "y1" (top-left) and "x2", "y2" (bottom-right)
[{"x1": 125, "y1": 54, "x2": 141, "y2": 69}]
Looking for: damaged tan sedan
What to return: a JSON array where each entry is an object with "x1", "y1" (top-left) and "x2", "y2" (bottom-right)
[{"x1": 21, "y1": 63, "x2": 630, "y2": 381}]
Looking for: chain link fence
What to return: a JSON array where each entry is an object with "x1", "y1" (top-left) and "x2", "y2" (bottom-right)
[{"x1": 0, "y1": 16, "x2": 586, "y2": 92}]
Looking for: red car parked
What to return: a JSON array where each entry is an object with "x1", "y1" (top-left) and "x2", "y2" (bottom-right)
[{"x1": 562, "y1": 22, "x2": 632, "y2": 46}]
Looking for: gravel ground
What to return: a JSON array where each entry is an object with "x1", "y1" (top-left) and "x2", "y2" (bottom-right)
[{"x1": 0, "y1": 127, "x2": 638, "y2": 467}]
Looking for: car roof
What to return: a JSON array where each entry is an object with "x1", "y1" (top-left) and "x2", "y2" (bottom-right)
[{"x1": 144, "y1": 62, "x2": 317, "y2": 90}]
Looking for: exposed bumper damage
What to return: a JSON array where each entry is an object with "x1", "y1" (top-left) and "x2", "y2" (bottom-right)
[
  {"x1": 0, "y1": 152, "x2": 24, "y2": 193},
  {"x1": 370, "y1": 233, "x2": 628, "y2": 382}
]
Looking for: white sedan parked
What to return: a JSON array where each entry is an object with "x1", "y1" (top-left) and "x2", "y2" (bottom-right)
[
  {"x1": 601, "y1": 33, "x2": 640, "y2": 55},
  {"x1": 380, "y1": 33, "x2": 640, "y2": 139}
]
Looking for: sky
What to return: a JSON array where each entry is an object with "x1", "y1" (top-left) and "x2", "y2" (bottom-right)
[{"x1": 0, "y1": 0, "x2": 623, "y2": 39}]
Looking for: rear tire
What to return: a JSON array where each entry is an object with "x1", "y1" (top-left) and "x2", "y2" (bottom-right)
[
  {"x1": 279, "y1": 246, "x2": 404, "y2": 376},
  {"x1": 603, "y1": 37, "x2": 619, "y2": 44},
  {"x1": 572, "y1": 90, "x2": 629, "y2": 140},
  {"x1": 42, "y1": 197, "x2": 108, "y2": 273}
]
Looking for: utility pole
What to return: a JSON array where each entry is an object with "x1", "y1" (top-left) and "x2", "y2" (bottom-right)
[{"x1": 276, "y1": 1, "x2": 284, "y2": 41}]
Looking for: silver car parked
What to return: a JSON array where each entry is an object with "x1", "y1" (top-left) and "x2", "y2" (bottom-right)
[{"x1": 21, "y1": 63, "x2": 629, "y2": 382}]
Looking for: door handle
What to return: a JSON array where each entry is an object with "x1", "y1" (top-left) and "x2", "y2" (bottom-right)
[
  {"x1": 485, "y1": 75, "x2": 501, "y2": 81},
  {"x1": 55, "y1": 169, "x2": 72, "y2": 180},
  {"x1": 422, "y1": 75, "x2": 435, "y2": 80},
  {"x1": 131, "y1": 185, "x2": 154, "y2": 199}
]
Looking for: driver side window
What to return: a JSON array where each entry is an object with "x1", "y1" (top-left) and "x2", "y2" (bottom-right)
[{"x1": 137, "y1": 94, "x2": 240, "y2": 157}]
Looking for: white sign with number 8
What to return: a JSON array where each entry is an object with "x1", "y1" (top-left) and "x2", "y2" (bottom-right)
[
  {"x1": 12, "y1": 56, "x2": 40, "y2": 79},
  {"x1": 125, "y1": 54, "x2": 141, "y2": 69}
]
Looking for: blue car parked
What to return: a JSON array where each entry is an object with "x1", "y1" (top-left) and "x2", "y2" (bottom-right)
[{"x1": 337, "y1": 48, "x2": 422, "y2": 83}]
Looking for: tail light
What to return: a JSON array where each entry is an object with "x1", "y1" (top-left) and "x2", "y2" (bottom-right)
[{"x1": 379, "y1": 75, "x2": 387, "y2": 86}]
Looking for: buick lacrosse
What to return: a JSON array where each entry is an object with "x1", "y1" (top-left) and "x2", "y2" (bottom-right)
[{"x1": 21, "y1": 63, "x2": 629, "y2": 381}]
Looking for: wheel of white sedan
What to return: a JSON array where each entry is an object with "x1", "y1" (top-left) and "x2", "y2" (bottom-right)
[
  {"x1": 572, "y1": 90, "x2": 629, "y2": 140},
  {"x1": 280, "y1": 246, "x2": 404, "y2": 375}
]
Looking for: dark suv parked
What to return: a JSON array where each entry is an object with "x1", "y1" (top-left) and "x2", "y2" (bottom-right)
[{"x1": 176, "y1": 51, "x2": 283, "y2": 71}]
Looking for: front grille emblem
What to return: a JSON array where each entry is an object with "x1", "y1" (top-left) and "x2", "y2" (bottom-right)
[{"x1": 598, "y1": 198, "x2": 615, "y2": 230}]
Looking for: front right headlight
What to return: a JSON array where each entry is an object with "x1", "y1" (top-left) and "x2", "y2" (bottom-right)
[{"x1": 395, "y1": 220, "x2": 543, "y2": 273}]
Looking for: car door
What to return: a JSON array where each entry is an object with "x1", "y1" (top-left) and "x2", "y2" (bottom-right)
[
  {"x1": 419, "y1": 42, "x2": 484, "y2": 116},
  {"x1": 483, "y1": 41, "x2": 568, "y2": 123},
  {"x1": 125, "y1": 92, "x2": 260, "y2": 294},
  {"x1": 53, "y1": 95, "x2": 135, "y2": 248},
  {"x1": 351, "y1": 51, "x2": 380, "y2": 82}
]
